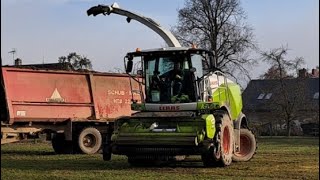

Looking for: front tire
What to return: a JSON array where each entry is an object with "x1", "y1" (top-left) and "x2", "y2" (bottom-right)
[
  {"x1": 218, "y1": 113, "x2": 234, "y2": 166},
  {"x1": 202, "y1": 112, "x2": 234, "y2": 167},
  {"x1": 78, "y1": 127, "x2": 102, "y2": 154},
  {"x1": 232, "y1": 128, "x2": 256, "y2": 162}
]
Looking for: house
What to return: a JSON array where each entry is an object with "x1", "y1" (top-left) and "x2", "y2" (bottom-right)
[
  {"x1": 242, "y1": 69, "x2": 319, "y2": 136},
  {"x1": 7, "y1": 58, "x2": 74, "y2": 71}
]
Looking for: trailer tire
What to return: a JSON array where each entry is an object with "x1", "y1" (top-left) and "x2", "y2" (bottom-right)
[
  {"x1": 52, "y1": 133, "x2": 73, "y2": 154},
  {"x1": 232, "y1": 128, "x2": 256, "y2": 162},
  {"x1": 78, "y1": 127, "x2": 102, "y2": 154}
]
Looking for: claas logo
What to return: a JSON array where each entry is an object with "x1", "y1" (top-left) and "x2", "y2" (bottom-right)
[{"x1": 159, "y1": 106, "x2": 180, "y2": 111}]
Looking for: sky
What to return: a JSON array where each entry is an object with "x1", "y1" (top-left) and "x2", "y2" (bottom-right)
[{"x1": 1, "y1": 0, "x2": 319, "y2": 80}]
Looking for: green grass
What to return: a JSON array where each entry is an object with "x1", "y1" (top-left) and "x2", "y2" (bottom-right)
[{"x1": 1, "y1": 137, "x2": 319, "y2": 180}]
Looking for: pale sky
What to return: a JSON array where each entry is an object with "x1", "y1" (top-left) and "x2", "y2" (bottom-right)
[{"x1": 1, "y1": 0, "x2": 319, "y2": 80}]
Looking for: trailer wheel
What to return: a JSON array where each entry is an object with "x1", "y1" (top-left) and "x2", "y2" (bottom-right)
[
  {"x1": 78, "y1": 127, "x2": 102, "y2": 154},
  {"x1": 232, "y1": 128, "x2": 256, "y2": 162},
  {"x1": 52, "y1": 133, "x2": 73, "y2": 154}
]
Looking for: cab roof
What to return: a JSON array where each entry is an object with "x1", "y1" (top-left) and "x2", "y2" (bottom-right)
[{"x1": 127, "y1": 47, "x2": 211, "y2": 56}]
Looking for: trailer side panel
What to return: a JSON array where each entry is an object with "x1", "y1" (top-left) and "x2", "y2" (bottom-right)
[{"x1": 1, "y1": 67, "x2": 139, "y2": 124}]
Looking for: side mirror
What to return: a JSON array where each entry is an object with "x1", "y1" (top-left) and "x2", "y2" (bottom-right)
[
  {"x1": 190, "y1": 67, "x2": 196, "y2": 73},
  {"x1": 126, "y1": 60, "x2": 133, "y2": 73},
  {"x1": 137, "y1": 69, "x2": 143, "y2": 75}
]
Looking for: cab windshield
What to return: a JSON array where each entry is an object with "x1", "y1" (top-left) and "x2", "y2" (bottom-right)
[{"x1": 143, "y1": 52, "x2": 211, "y2": 103}]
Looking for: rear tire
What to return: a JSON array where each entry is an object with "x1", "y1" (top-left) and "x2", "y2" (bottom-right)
[
  {"x1": 52, "y1": 133, "x2": 73, "y2": 154},
  {"x1": 78, "y1": 127, "x2": 102, "y2": 154},
  {"x1": 232, "y1": 128, "x2": 256, "y2": 162}
]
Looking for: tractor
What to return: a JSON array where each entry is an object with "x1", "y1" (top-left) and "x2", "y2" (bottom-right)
[{"x1": 87, "y1": 3, "x2": 256, "y2": 166}]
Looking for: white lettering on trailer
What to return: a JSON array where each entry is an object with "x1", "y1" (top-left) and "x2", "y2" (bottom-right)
[
  {"x1": 107, "y1": 89, "x2": 141, "y2": 104},
  {"x1": 17, "y1": 111, "x2": 26, "y2": 117},
  {"x1": 108, "y1": 90, "x2": 125, "y2": 96},
  {"x1": 107, "y1": 90, "x2": 141, "y2": 97},
  {"x1": 112, "y1": 98, "x2": 136, "y2": 104},
  {"x1": 113, "y1": 99, "x2": 123, "y2": 103}
]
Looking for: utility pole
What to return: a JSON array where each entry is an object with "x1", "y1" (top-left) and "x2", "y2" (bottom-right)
[{"x1": 8, "y1": 48, "x2": 17, "y2": 64}]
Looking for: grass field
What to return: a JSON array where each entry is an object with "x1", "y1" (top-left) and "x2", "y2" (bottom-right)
[{"x1": 1, "y1": 137, "x2": 319, "y2": 180}]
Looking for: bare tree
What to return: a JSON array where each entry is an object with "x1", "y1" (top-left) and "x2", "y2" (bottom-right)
[
  {"x1": 58, "y1": 52, "x2": 92, "y2": 70},
  {"x1": 173, "y1": 0, "x2": 257, "y2": 82},
  {"x1": 259, "y1": 65, "x2": 291, "y2": 79},
  {"x1": 261, "y1": 46, "x2": 306, "y2": 136},
  {"x1": 261, "y1": 47, "x2": 305, "y2": 78}
]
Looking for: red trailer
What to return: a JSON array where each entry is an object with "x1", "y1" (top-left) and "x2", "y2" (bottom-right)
[{"x1": 0, "y1": 66, "x2": 142, "y2": 154}]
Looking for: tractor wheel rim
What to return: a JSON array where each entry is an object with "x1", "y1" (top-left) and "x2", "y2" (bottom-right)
[
  {"x1": 223, "y1": 127, "x2": 230, "y2": 154},
  {"x1": 237, "y1": 135, "x2": 251, "y2": 157}
]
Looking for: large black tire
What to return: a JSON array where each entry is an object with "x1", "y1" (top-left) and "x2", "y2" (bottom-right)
[
  {"x1": 52, "y1": 133, "x2": 73, "y2": 154},
  {"x1": 202, "y1": 112, "x2": 234, "y2": 167},
  {"x1": 78, "y1": 127, "x2": 102, "y2": 154},
  {"x1": 217, "y1": 113, "x2": 234, "y2": 166},
  {"x1": 232, "y1": 128, "x2": 256, "y2": 162}
]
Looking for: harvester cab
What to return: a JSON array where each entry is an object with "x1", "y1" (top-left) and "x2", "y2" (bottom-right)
[
  {"x1": 125, "y1": 47, "x2": 215, "y2": 105},
  {"x1": 87, "y1": 2, "x2": 256, "y2": 167}
]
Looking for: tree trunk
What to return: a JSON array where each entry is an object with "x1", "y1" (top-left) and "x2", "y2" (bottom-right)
[{"x1": 286, "y1": 121, "x2": 291, "y2": 137}]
